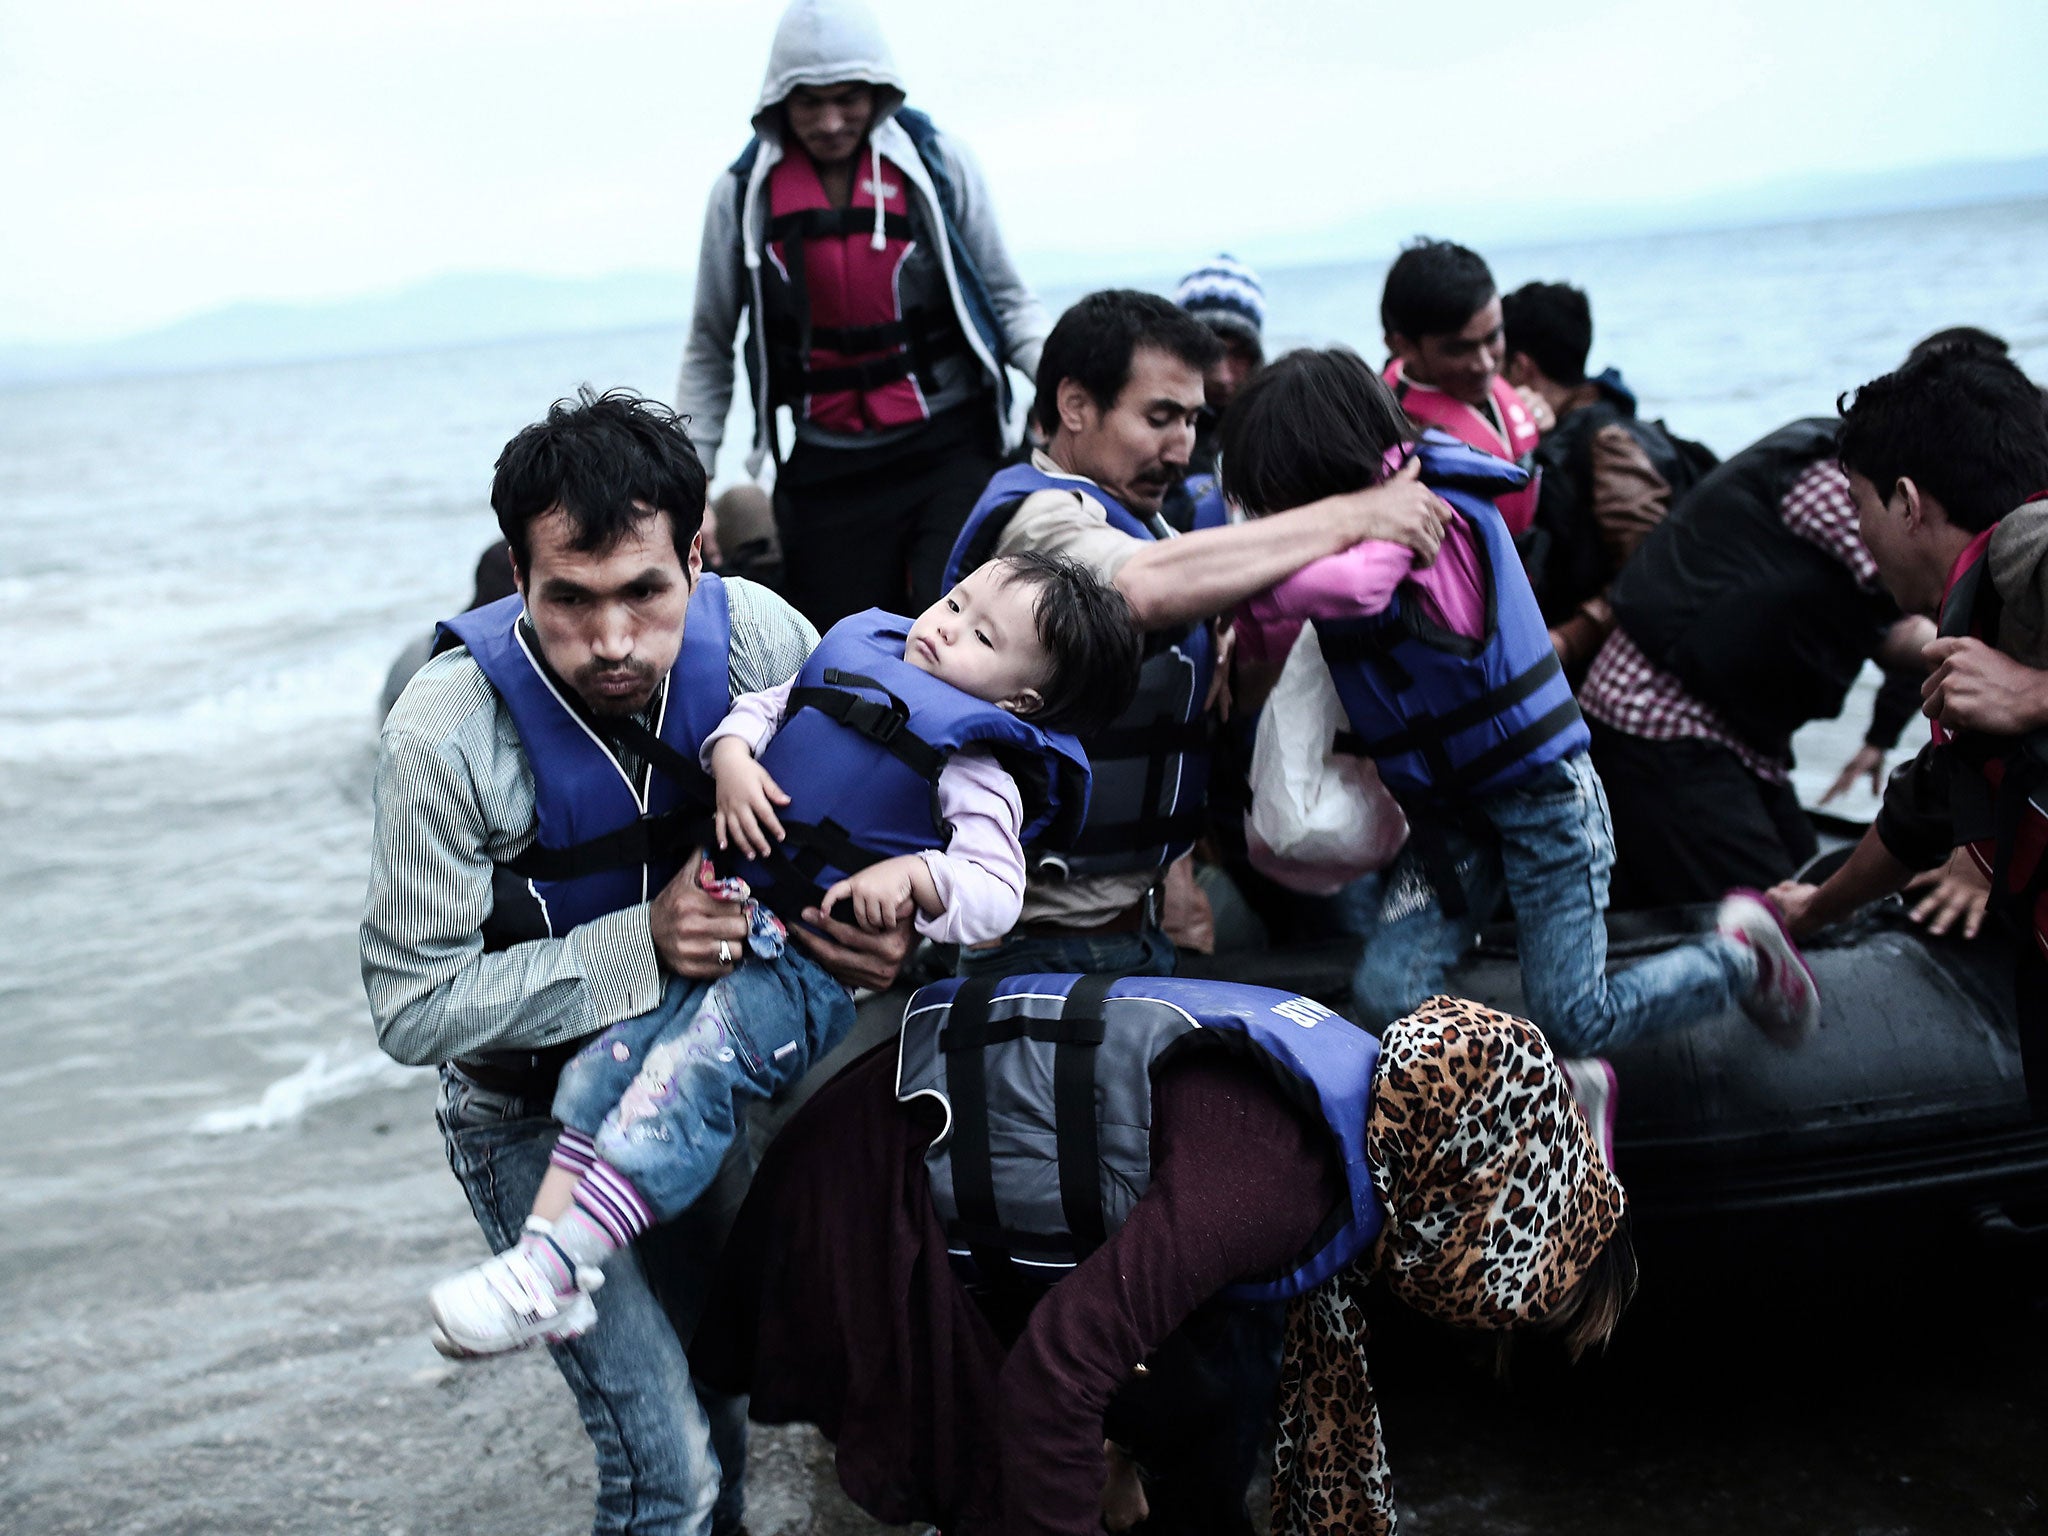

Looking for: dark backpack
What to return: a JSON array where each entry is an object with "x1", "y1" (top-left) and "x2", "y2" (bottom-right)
[{"x1": 1525, "y1": 399, "x2": 1718, "y2": 624}]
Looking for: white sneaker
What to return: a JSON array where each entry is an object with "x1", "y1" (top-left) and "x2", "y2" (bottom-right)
[
  {"x1": 1559, "y1": 1057, "x2": 1618, "y2": 1169},
  {"x1": 428, "y1": 1221, "x2": 601, "y2": 1359},
  {"x1": 1716, "y1": 889, "x2": 1821, "y2": 1048}
]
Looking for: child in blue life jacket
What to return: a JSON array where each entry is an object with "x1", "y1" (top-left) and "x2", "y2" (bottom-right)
[
  {"x1": 1219, "y1": 347, "x2": 1822, "y2": 1079},
  {"x1": 428, "y1": 551, "x2": 1139, "y2": 1358}
]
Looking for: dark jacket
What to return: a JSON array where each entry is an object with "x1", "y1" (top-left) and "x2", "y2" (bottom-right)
[{"x1": 1609, "y1": 418, "x2": 1898, "y2": 760}]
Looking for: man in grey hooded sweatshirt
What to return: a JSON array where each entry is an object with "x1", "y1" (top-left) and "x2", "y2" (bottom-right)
[{"x1": 677, "y1": 0, "x2": 1048, "y2": 632}]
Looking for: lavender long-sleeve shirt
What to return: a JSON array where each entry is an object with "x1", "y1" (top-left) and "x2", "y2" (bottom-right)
[{"x1": 704, "y1": 676, "x2": 1028, "y2": 945}]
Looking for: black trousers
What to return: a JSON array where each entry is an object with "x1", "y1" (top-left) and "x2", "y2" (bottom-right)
[
  {"x1": 774, "y1": 405, "x2": 1002, "y2": 633},
  {"x1": 1589, "y1": 720, "x2": 1818, "y2": 910}
]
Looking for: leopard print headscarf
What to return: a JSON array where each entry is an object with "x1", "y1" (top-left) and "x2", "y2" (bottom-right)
[{"x1": 1268, "y1": 996, "x2": 1627, "y2": 1536}]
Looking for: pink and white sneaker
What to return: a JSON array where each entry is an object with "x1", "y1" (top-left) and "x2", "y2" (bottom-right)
[
  {"x1": 1716, "y1": 889, "x2": 1822, "y2": 1048},
  {"x1": 429, "y1": 1218, "x2": 602, "y2": 1359},
  {"x1": 1559, "y1": 1057, "x2": 1619, "y2": 1169}
]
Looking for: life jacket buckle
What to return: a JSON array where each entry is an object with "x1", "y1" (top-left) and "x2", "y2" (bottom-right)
[{"x1": 842, "y1": 697, "x2": 908, "y2": 744}]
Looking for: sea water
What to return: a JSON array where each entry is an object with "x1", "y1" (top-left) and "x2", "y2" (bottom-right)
[{"x1": 3, "y1": 198, "x2": 2045, "y2": 1161}]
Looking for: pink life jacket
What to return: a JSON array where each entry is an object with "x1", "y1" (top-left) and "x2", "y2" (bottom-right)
[
  {"x1": 763, "y1": 146, "x2": 942, "y2": 434},
  {"x1": 1384, "y1": 360, "x2": 1543, "y2": 536}
]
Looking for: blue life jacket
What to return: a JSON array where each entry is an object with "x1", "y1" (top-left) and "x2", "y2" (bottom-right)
[
  {"x1": 1319, "y1": 432, "x2": 1589, "y2": 802},
  {"x1": 945, "y1": 463, "x2": 1216, "y2": 878},
  {"x1": 896, "y1": 973, "x2": 1384, "y2": 1302},
  {"x1": 1184, "y1": 471, "x2": 1230, "y2": 531},
  {"x1": 731, "y1": 611, "x2": 1092, "y2": 923},
  {"x1": 1161, "y1": 469, "x2": 1231, "y2": 534},
  {"x1": 438, "y1": 577, "x2": 735, "y2": 938}
]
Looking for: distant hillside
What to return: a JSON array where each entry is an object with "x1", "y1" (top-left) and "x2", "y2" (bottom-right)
[
  {"x1": 5, "y1": 155, "x2": 2043, "y2": 388},
  {"x1": 1222, "y1": 153, "x2": 2048, "y2": 277},
  {"x1": 0, "y1": 271, "x2": 692, "y2": 386}
]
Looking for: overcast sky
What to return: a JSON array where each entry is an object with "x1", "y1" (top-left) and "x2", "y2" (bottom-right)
[{"x1": 5, "y1": 0, "x2": 2046, "y2": 345}]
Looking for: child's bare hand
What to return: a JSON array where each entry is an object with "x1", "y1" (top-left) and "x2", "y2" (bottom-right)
[
  {"x1": 821, "y1": 861, "x2": 918, "y2": 933},
  {"x1": 712, "y1": 739, "x2": 789, "y2": 860}
]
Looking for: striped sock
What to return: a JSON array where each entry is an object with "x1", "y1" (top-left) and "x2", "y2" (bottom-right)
[
  {"x1": 549, "y1": 1127, "x2": 599, "y2": 1178},
  {"x1": 554, "y1": 1158, "x2": 653, "y2": 1269}
]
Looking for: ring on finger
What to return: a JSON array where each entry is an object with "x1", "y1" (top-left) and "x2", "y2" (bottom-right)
[{"x1": 716, "y1": 938, "x2": 733, "y2": 967}]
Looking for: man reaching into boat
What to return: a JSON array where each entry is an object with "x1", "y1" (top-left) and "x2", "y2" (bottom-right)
[
  {"x1": 1767, "y1": 347, "x2": 2048, "y2": 1110},
  {"x1": 676, "y1": 0, "x2": 1048, "y2": 633}
]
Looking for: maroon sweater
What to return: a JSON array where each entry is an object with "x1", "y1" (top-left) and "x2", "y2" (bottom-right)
[{"x1": 694, "y1": 1039, "x2": 1342, "y2": 1535}]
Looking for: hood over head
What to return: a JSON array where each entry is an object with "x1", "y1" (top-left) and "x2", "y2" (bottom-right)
[
  {"x1": 753, "y1": 0, "x2": 908, "y2": 132},
  {"x1": 1988, "y1": 498, "x2": 2048, "y2": 670}
]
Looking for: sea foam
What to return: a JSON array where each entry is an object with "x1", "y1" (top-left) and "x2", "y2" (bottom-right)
[{"x1": 193, "y1": 1046, "x2": 426, "y2": 1135}]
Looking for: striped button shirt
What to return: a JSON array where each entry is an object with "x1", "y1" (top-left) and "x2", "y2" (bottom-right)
[{"x1": 360, "y1": 578, "x2": 818, "y2": 1068}]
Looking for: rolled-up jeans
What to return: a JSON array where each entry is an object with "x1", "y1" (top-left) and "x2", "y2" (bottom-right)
[
  {"x1": 554, "y1": 954, "x2": 854, "y2": 1219},
  {"x1": 438, "y1": 1067, "x2": 750, "y2": 1536},
  {"x1": 1344, "y1": 750, "x2": 1757, "y2": 1054}
]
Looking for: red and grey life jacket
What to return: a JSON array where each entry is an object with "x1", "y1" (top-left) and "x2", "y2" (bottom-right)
[
  {"x1": 727, "y1": 610, "x2": 1092, "y2": 923},
  {"x1": 945, "y1": 463, "x2": 1217, "y2": 879},
  {"x1": 896, "y1": 973, "x2": 1384, "y2": 1301},
  {"x1": 758, "y1": 144, "x2": 968, "y2": 433},
  {"x1": 438, "y1": 578, "x2": 734, "y2": 943},
  {"x1": 1386, "y1": 360, "x2": 1543, "y2": 536},
  {"x1": 1933, "y1": 510, "x2": 2048, "y2": 961},
  {"x1": 729, "y1": 108, "x2": 1015, "y2": 467}
]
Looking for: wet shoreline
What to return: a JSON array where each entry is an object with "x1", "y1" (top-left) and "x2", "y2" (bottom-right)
[{"x1": 9, "y1": 1020, "x2": 2043, "y2": 1536}]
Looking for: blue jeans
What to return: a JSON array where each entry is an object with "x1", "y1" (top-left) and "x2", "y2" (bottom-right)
[
  {"x1": 955, "y1": 921, "x2": 1177, "y2": 979},
  {"x1": 1343, "y1": 752, "x2": 1756, "y2": 1055},
  {"x1": 554, "y1": 954, "x2": 855, "y2": 1220},
  {"x1": 438, "y1": 1068, "x2": 750, "y2": 1536}
]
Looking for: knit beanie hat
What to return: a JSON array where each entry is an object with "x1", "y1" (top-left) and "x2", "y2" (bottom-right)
[{"x1": 1174, "y1": 254, "x2": 1266, "y2": 351}]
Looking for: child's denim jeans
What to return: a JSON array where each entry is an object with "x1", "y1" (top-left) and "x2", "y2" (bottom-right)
[
  {"x1": 1343, "y1": 750, "x2": 1757, "y2": 1054},
  {"x1": 554, "y1": 950, "x2": 854, "y2": 1220}
]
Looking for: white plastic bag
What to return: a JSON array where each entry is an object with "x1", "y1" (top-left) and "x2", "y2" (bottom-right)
[{"x1": 1244, "y1": 621, "x2": 1408, "y2": 895}]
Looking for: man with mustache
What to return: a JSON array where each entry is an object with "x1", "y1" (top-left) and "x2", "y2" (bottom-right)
[
  {"x1": 942, "y1": 289, "x2": 1454, "y2": 983},
  {"x1": 362, "y1": 389, "x2": 912, "y2": 1536}
]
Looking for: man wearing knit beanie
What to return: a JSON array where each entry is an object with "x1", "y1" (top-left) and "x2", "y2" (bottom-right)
[{"x1": 1173, "y1": 254, "x2": 1266, "y2": 476}]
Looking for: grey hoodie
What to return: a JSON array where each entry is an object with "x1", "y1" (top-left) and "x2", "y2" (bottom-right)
[
  {"x1": 1989, "y1": 500, "x2": 2048, "y2": 667},
  {"x1": 676, "y1": 0, "x2": 1047, "y2": 478}
]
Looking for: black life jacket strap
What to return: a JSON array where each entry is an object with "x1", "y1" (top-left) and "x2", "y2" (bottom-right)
[
  {"x1": 786, "y1": 670, "x2": 949, "y2": 784},
  {"x1": 1052, "y1": 973, "x2": 1117, "y2": 1256},
  {"x1": 732, "y1": 816, "x2": 897, "y2": 923},
  {"x1": 939, "y1": 976, "x2": 1020, "y2": 1291},
  {"x1": 1443, "y1": 696, "x2": 1584, "y2": 792},
  {"x1": 769, "y1": 346, "x2": 944, "y2": 397},
  {"x1": 804, "y1": 308, "x2": 958, "y2": 355},
  {"x1": 1356, "y1": 650, "x2": 1568, "y2": 761},
  {"x1": 939, "y1": 974, "x2": 1121, "y2": 1280},
  {"x1": 503, "y1": 809, "x2": 710, "y2": 883},
  {"x1": 772, "y1": 307, "x2": 967, "y2": 383},
  {"x1": 768, "y1": 206, "x2": 915, "y2": 244}
]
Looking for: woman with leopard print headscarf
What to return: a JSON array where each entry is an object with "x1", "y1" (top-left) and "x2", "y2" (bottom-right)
[
  {"x1": 1268, "y1": 994, "x2": 1633, "y2": 1536},
  {"x1": 694, "y1": 990, "x2": 1632, "y2": 1536}
]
